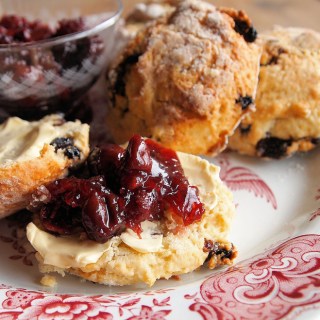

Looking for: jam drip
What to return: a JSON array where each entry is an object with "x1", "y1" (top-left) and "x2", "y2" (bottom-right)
[{"x1": 37, "y1": 135, "x2": 205, "y2": 243}]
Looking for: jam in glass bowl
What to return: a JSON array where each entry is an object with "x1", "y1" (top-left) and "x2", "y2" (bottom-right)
[{"x1": 0, "y1": 0, "x2": 122, "y2": 121}]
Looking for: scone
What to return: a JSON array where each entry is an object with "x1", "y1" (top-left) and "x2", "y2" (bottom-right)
[
  {"x1": 229, "y1": 26, "x2": 320, "y2": 158},
  {"x1": 0, "y1": 114, "x2": 89, "y2": 218},
  {"x1": 107, "y1": 0, "x2": 261, "y2": 155},
  {"x1": 26, "y1": 135, "x2": 236, "y2": 287}
]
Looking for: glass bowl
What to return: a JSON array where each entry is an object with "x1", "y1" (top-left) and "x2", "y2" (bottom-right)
[{"x1": 0, "y1": 0, "x2": 122, "y2": 120}]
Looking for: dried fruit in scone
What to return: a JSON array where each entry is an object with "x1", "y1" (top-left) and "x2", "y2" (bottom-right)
[
  {"x1": 107, "y1": 0, "x2": 261, "y2": 156},
  {"x1": 0, "y1": 114, "x2": 89, "y2": 218},
  {"x1": 27, "y1": 135, "x2": 236, "y2": 287},
  {"x1": 229, "y1": 27, "x2": 320, "y2": 158}
]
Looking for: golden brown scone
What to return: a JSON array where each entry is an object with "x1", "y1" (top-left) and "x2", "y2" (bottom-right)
[
  {"x1": 107, "y1": 0, "x2": 261, "y2": 155},
  {"x1": 0, "y1": 115, "x2": 89, "y2": 218},
  {"x1": 229, "y1": 27, "x2": 320, "y2": 158},
  {"x1": 27, "y1": 153, "x2": 236, "y2": 287}
]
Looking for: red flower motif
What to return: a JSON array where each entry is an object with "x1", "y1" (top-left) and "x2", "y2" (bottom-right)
[
  {"x1": 152, "y1": 297, "x2": 170, "y2": 307},
  {"x1": 18, "y1": 296, "x2": 112, "y2": 320},
  {"x1": 189, "y1": 235, "x2": 320, "y2": 320},
  {"x1": 250, "y1": 258, "x2": 275, "y2": 272},
  {"x1": 3, "y1": 290, "x2": 44, "y2": 309},
  {"x1": 0, "y1": 311, "x2": 22, "y2": 319},
  {"x1": 127, "y1": 305, "x2": 171, "y2": 320},
  {"x1": 0, "y1": 284, "x2": 11, "y2": 290},
  {"x1": 310, "y1": 208, "x2": 320, "y2": 221},
  {"x1": 217, "y1": 156, "x2": 277, "y2": 209}
]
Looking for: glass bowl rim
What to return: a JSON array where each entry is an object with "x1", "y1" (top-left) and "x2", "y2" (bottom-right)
[{"x1": 0, "y1": 0, "x2": 123, "y2": 51}]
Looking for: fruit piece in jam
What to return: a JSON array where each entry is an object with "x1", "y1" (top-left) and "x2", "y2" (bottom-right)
[{"x1": 33, "y1": 135, "x2": 205, "y2": 243}]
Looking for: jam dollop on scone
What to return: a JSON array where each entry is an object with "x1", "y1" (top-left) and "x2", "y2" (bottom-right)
[
  {"x1": 0, "y1": 114, "x2": 89, "y2": 218},
  {"x1": 27, "y1": 135, "x2": 236, "y2": 286},
  {"x1": 229, "y1": 27, "x2": 320, "y2": 158},
  {"x1": 107, "y1": 0, "x2": 260, "y2": 155}
]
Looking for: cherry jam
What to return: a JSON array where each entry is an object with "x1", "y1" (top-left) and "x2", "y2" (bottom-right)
[
  {"x1": 36, "y1": 135, "x2": 205, "y2": 243},
  {"x1": 0, "y1": 15, "x2": 103, "y2": 121}
]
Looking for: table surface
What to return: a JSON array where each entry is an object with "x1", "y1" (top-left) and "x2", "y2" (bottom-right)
[{"x1": 121, "y1": 0, "x2": 320, "y2": 32}]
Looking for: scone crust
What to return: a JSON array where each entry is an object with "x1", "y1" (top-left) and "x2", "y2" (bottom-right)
[
  {"x1": 0, "y1": 120, "x2": 89, "y2": 218},
  {"x1": 36, "y1": 156, "x2": 235, "y2": 287},
  {"x1": 229, "y1": 27, "x2": 320, "y2": 158},
  {"x1": 108, "y1": 0, "x2": 260, "y2": 155}
]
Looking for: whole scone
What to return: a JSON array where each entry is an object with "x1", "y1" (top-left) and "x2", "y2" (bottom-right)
[
  {"x1": 229, "y1": 26, "x2": 320, "y2": 158},
  {"x1": 0, "y1": 115, "x2": 89, "y2": 218},
  {"x1": 107, "y1": 0, "x2": 260, "y2": 155},
  {"x1": 27, "y1": 151, "x2": 236, "y2": 287}
]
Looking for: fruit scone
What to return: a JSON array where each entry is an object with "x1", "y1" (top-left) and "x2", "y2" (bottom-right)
[
  {"x1": 107, "y1": 0, "x2": 261, "y2": 156},
  {"x1": 0, "y1": 114, "x2": 89, "y2": 218},
  {"x1": 229, "y1": 26, "x2": 320, "y2": 158},
  {"x1": 26, "y1": 135, "x2": 237, "y2": 287}
]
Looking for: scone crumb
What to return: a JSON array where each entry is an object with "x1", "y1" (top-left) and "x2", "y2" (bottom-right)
[
  {"x1": 208, "y1": 248, "x2": 238, "y2": 269},
  {"x1": 40, "y1": 275, "x2": 57, "y2": 287},
  {"x1": 203, "y1": 240, "x2": 238, "y2": 269},
  {"x1": 170, "y1": 275, "x2": 181, "y2": 281}
]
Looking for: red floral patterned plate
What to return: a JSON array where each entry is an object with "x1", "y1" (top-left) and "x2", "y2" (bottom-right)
[{"x1": 0, "y1": 134, "x2": 319, "y2": 319}]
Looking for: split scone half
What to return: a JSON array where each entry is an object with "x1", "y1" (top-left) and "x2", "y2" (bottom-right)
[
  {"x1": 27, "y1": 135, "x2": 236, "y2": 287},
  {"x1": 0, "y1": 114, "x2": 89, "y2": 218},
  {"x1": 107, "y1": 0, "x2": 261, "y2": 155},
  {"x1": 229, "y1": 26, "x2": 320, "y2": 158}
]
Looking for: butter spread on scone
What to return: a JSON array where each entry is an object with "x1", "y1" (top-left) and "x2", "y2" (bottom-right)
[
  {"x1": 0, "y1": 114, "x2": 89, "y2": 218},
  {"x1": 107, "y1": 0, "x2": 261, "y2": 155},
  {"x1": 0, "y1": 116, "x2": 88, "y2": 164},
  {"x1": 27, "y1": 136, "x2": 236, "y2": 286},
  {"x1": 27, "y1": 222, "x2": 114, "y2": 269},
  {"x1": 229, "y1": 26, "x2": 320, "y2": 158},
  {"x1": 120, "y1": 220, "x2": 163, "y2": 253}
]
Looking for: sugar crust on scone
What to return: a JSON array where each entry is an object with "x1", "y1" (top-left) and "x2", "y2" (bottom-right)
[
  {"x1": 229, "y1": 26, "x2": 320, "y2": 158},
  {"x1": 33, "y1": 153, "x2": 236, "y2": 287},
  {"x1": 107, "y1": 0, "x2": 260, "y2": 155}
]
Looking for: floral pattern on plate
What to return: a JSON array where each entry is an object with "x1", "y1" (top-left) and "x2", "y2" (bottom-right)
[
  {"x1": 186, "y1": 234, "x2": 320, "y2": 320},
  {"x1": 0, "y1": 235, "x2": 319, "y2": 319},
  {"x1": 0, "y1": 146, "x2": 319, "y2": 319}
]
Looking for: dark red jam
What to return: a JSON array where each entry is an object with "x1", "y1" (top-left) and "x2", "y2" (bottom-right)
[
  {"x1": 35, "y1": 135, "x2": 205, "y2": 243},
  {"x1": 0, "y1": 15, "x2": 52, "y2": 44},
  {"x1": 0, "y1": 15, "x2": 104, "y2": 122}
]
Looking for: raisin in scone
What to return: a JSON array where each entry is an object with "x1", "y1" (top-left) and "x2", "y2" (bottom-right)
[
  {"x1": 0, "y1": 114, "x2": 89, "y2": 218},
  {"x1": 229, "y1": 27, "x2": 320, "y2": 158},
  {"x1": 26, "y1": 135, "x2": 236, "y2": 287},
  {"x1": 107, "y1": 0, "x2": 260, "y2": 155}
]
